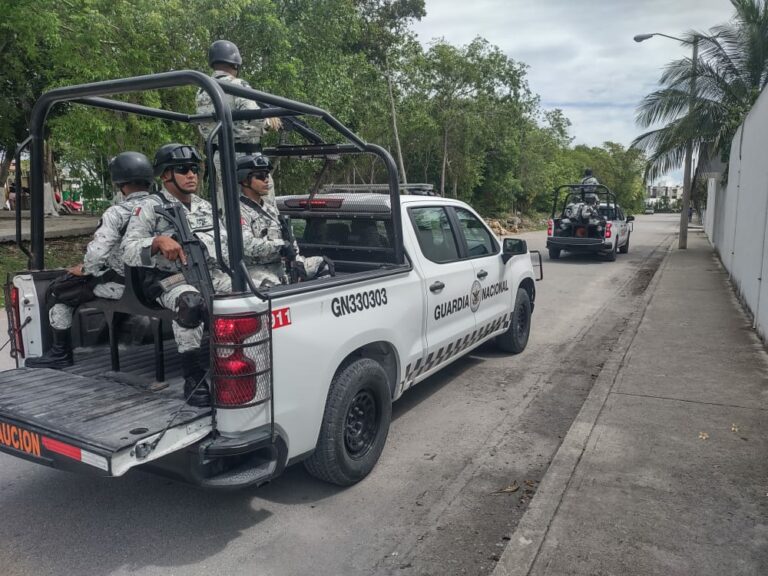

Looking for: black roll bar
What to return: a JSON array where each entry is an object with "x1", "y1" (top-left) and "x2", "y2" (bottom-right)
[
  {"x1": 14, "y1": 137, "x2": 32, "y2": 263},
  {"x1": 28, "y1": 70, "x2": 246, "y2": 291},
  {"x1": 25, "y1": 69, "x2": 405, "y2": 281}
]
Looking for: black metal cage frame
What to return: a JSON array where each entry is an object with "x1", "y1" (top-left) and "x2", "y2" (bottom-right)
[
  {"x1": 18, "y1": 69, "x2": 404, "y2": 293},
  {"x1": 551, "y1": 184, "x2": 618, "y2": 218}
]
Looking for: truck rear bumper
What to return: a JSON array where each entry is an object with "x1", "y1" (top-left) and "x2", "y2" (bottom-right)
[{"x1": 547, "y1": 237, "x2": 612, "y2": 253}]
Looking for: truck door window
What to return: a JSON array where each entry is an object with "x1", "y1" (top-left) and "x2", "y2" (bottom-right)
[
  {"x1": 454, "y1": 208, "x2": 497, "y2": 257},
  {"x1": 409, "y1": 207, "x2": 460, "y2": 263}
]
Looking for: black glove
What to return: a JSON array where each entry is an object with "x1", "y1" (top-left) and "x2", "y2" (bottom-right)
[
  {"x1": 316, "y1": 256, "x2": 336, "y2": 278},
  {"x1": 279, "y1": 242, "x2": 297, "y2": 260}
]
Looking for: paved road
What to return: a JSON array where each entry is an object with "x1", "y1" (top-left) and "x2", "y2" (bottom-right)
[{"x1": 0, "y1": 214, "x2": 678, "y2": 576}]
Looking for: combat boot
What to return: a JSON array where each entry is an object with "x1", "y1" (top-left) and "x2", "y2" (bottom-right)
[
  {"x1": 25, "y1": 328, "x2": 74, "y2": 369},
  {"x1": 181, "y1": 350, "x2": 211, "y2": 408}
]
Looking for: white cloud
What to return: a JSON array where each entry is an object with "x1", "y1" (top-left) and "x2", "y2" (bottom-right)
[{"x1": 412, "y1": 0, "x2": 735, "y2": 167}]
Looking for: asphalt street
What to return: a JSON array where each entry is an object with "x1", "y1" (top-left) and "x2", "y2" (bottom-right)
[{"x1": 0, "y1": 214, "x2": 679, "y2": 576}]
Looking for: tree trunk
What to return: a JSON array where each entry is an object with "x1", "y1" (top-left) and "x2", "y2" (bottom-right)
[{"x1": 0, "y1": 152, "x2": 12, "y2": 205}]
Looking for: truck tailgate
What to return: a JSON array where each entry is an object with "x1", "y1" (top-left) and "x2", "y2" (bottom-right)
[{"x1": 0, "y1": 367, "x2": 210, "y2": 475}]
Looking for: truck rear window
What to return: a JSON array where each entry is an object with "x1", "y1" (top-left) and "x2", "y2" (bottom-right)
[{"x1": 291, "y1": 217, "x2": 393, "y2": 249}]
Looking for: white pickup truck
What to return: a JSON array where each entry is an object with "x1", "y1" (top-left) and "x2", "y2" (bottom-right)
[{"x1": 1, "y1": 71, "x2": 539, "y2": 488}]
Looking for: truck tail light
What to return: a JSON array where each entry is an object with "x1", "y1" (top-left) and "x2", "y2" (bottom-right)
[
  {"x1": 547, "y1": 219, "x2": 553, "y2": 236},
  {"x1": 605, "y1": 222, "x2": 612, "y2": 239},
  {"x1": 8, "y1": 284, "x2": 25, "y2": 358},
  {"x1": 211, "y1": 313, "x2": 271, "y2": 407}
]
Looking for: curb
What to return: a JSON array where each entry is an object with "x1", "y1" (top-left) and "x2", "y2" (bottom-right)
[
  {"x1": 491, "y1": 235, "x2": 676, "y2": 576},
  {"x1": 0, "y1": 226, "x2": 97, "y2": 243}
]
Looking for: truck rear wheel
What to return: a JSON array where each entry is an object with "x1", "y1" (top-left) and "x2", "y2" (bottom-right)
[
  {"x1": 304, "y1": 358, "x2": 391, "y2": 486},
  {"x1": 496, "y1": 287, "x2": 531, "y2": 354},
  {"x1": 605, "y1": 240, "x2": 617, "y2": 262},
  {"x1": 548, "y1": 248, "x2": 561, "y2": 260},
  {"x1": 619, "y1": 233, "x2": 630, "y2": 254}
]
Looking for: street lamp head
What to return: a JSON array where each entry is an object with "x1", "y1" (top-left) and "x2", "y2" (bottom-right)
[{"x1": 634, "y1": 34, "x2": 655, "y2": 43}]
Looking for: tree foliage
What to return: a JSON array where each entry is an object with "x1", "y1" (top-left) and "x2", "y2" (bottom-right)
[
  {"x1": 0, "y1": 0, "x2": 645, "y2": 215},
  {"x1": 633, "y1": 0, "x2": 768, "y2": 181}
]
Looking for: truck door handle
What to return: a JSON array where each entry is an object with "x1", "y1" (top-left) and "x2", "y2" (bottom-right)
[
  {"x1": 430, "y1": 281, "x2": 445, "y2": 293},
  {"x1": 476, "y1": 270, "x2": 488, "y2": 280}
]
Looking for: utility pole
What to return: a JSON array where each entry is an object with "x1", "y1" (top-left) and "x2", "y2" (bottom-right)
[
  {"x1": 679, "y1": 35, "x2": 699, "y2": 249},
  {"x1": 386, "y1": 69, "x2": 407, "y2": 185},
  {"x1": 634, "y1": 32, "x2": 701, "y2": 248}
]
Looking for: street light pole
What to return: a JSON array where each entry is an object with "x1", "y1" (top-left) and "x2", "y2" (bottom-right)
[
  {"x1": 634, "y1": 32, "x2": 700, "y2": 249},
  {"x1": 679, "y1": 36, "x2": 698, "y2": 249}
]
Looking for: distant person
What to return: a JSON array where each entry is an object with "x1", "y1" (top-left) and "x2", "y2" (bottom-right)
[
  {"x1": 196, "y1": 40, "x2": 282, "y2": 215},
  {"x1": 581, "y1": 168, "x2": 599, "y2": 186},
  {"x1": 688, "y1": 206, "x2": 693, "y2": 223}
]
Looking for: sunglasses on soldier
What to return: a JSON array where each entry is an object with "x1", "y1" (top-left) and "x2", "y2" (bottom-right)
[
  {"x1": 173, "y1": 164, "x2": 200, "y2": 175},
  {"x1": 249, "y1": 171, "x2": 270, "y2": 182}
]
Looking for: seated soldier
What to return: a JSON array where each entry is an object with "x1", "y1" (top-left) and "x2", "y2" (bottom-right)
[
  {"x1": 26, "y1": 152, "x2": 154, "y2": 369},
  {"x1": 120, "y1": 143, "x2": 231, "y2": 407},
  {"x1": 236, "y1": 154, "x2": 334, "y2": 288}
]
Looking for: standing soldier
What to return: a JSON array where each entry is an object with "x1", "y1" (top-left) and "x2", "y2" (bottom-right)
[
  {"x1": 121, "y1": 144, "x2": 231, "y2": 407},
  {"x1": 196, "y1": 40, "x2": 281, "y2": 214},
  {"x1": 26, "y1": 152, "x2": 154, "y2": 369},
  {"x1": 237, "y1": 154, "x2": 334, "y2": 288}
]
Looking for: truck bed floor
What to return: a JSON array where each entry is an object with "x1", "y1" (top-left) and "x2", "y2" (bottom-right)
[{"x1": 0, "y1": 342, "x2": 209, "y2": 453}]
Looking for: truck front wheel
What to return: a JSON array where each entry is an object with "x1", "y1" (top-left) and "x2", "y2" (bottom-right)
[
  {"x1": 304, "y1": 358, "x2": 392, "y2": 486},
  {"x1": 496, "y1": 287, "x2": 532, "y2": 354}
]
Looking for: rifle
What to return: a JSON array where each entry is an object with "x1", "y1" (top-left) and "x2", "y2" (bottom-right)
[
  {"x1": 153, "y1": 203, "x2": 216, "y2": 321},
  {"x1": 278, "y1": 215, "x2": 299, "y2": 284}
]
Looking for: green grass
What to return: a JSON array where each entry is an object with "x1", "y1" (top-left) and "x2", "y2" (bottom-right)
[{"x1": 0, "y1": 237, "x2": 90, "y2": 306}]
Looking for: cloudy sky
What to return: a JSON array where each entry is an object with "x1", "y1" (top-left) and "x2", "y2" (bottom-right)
[{"x1": 412, "y1": 0, "x2": 736, "y2": 183}]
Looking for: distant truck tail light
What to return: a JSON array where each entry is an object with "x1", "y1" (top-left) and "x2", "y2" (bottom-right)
[
  {"x1": 605, "y1": 222, "x2": 612, "y2": 239},
  {"x1": 212, "y1": 313, "x2": 271, "y2": 408},
  {"x1": 547, "y1": 219, "x2": 553, "y2": 236}
]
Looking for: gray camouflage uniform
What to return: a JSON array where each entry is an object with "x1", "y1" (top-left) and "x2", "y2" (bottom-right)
[
  {"x1": 240, "y1": 195, "x2": 326, "y2": 288},
  {"x1": 49, "y1": 190, "x2": 149, "y2": 330},
  {"x1": 121, "y1": 188, "x2": 231, "y2": 353},
  {"x1": 196, "y1": 71, "x2": 276, "y2": 213}
]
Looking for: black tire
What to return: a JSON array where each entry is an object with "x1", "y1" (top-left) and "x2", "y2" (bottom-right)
[
  {"x1": 496, "y1": 287, "x2": 532, "y2": 354},
  {"x1": 304, "y1": 358, "x2": 392, "y2": 486},
  {"x1": 619, "y1": 233, "x2": 630, "y2": 254},
  {"x1": 605, "y1": 240, "x2": 617, "y2": 262},
  {"x1": 548, "y1": 248, "x2": 561, "y2": 260}
]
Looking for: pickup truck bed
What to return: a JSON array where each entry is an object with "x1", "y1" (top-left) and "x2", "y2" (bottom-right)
[{"x1": 0, "y1": 342, "x2": 208, "y2": 469}]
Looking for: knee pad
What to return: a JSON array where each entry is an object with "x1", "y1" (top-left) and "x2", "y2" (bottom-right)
[{"x1": 176, "y1": 291, "x2": 206, "y2": 329}]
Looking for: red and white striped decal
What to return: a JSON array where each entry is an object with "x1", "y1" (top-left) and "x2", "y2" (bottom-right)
[{"x1": 41, "y1": 437, "x2": 109, "y2": 471}]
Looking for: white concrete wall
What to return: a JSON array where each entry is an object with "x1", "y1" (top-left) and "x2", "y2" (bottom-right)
[{"x1": 708, "y1": 87, "x2": 768, "y2": 339}]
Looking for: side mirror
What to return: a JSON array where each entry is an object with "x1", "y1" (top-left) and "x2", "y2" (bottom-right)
[
  {"x1": 502, "y1": 238, "x2": 528, "y2": 264},
  {"x1": 626, "y1": 215, "x2": 635, "y2": 222}
]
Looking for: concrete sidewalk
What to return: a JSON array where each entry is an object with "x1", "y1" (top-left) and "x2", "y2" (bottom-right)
[
  {"x1": 495, "y1": 230, "x2": 768, "y2": 575},
  {"x1": 0, "y1": 212, "x2": 100, "y2": 242}
]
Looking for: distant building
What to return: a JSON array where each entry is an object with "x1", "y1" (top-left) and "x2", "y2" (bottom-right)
[{"x1": 646, "y1": 184, "x2": 684, "y2": 202}]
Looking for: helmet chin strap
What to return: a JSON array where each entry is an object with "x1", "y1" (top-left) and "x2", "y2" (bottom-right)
[{"x1": 241, "y1": 182, "x2": 263, "y2": 202}]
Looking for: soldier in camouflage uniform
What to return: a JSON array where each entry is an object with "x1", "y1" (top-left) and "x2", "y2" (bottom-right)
[
  {"x1": 237, "y1": 155, "x2": 334, "y2": 288},
  {"x1": 195, "y1": 40, "x2": 281, "y2": 215},
  {"x1": 121, "y1": 144, "x2": 231, "y2": 407},
  {"x1": 26, "y1": 152, "x2": 154, "y2": 370}
]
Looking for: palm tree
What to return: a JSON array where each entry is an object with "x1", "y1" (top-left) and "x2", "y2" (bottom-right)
[{"x1": 632, "y1": 0, "x2": 768, "y2": 181}]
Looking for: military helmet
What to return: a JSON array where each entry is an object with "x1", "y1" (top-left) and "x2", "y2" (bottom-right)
[
  {"x1": 109, "y1": 151, "x2": 154, "y2": 186},
  {"x1": 208, "y1": 40, "x2": 242, "y2": 68},
  {"x1": 236, "y1": 154, "x2": 272, "y2": 182},
  {"x1": 584, "y1": 168, "x2": 593, "y2": 177},
  {"x1": 153, "y1": 143, "x2": 202, "y2": 177}
]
